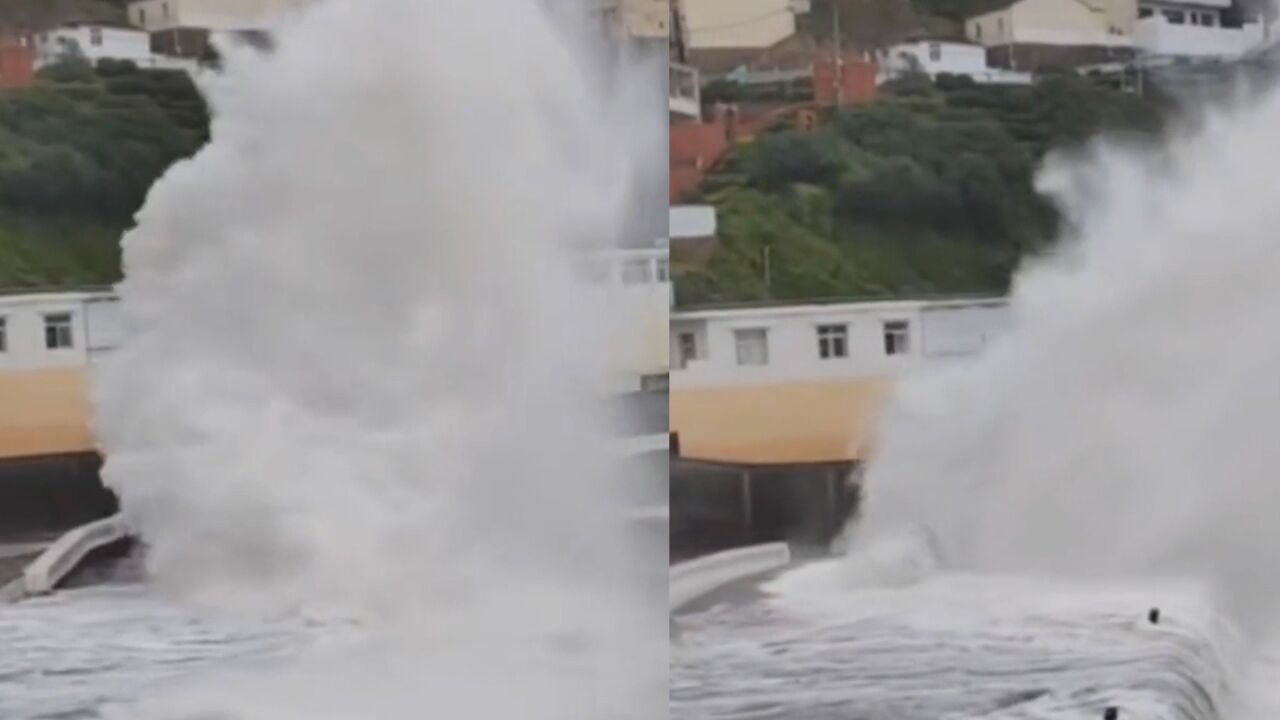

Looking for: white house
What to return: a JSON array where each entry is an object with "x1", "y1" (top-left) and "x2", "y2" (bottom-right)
[
  {"x1": 1133, "y1": 0, "x2": 1264, "y2": 60},
  {"x1": 878, "y1": 39, "x2": 1033, "y2": 84},
  {"x1": 671, "y1": 297, "x2": 1010, "y2": 389},
  {"x1": 965, "y1": 0, "x2": 1263, "y2": 68},
  {"x1": 35, "y1": 24, "x2": 153, "y2": 68},
  {"x1": 966, "y1": 0, "x2": 1137, "y2": 70}
]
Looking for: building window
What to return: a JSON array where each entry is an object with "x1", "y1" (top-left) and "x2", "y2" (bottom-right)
[
  {"x1": 1139, "y1": 6, "x2": 1153, "y2": 18},
  {"x1": 734, "y1": 328, "x2": 769, "y2": 366},
  {"x1": 90, "y1": 27, "x2": 103, "y2": 46},
  {"x1": 883, "y1": 320, "x2": 910, "y2": 356},
  {"x1": 620, "y1": 258, "x2": 652, "y2": 285},
  {"x1": 996, "y1": 17, "x2": 1004, "y2": 36},
  {"x1": 1200, "y1": 12, "x2": 1216, "y2": 25},
  {"x1": 929, "y1": 42, "x2": 941, "y2": 61},
  {"x1": 655, "y1": 257, "x2": 670, "y2": 282},
  {"x1": 817, "y1": 324, "x2": 848, "y2": 359},
  {"x1": 44, "y1": 313, "x2": 74, "y2": 350},
  {"x1": 0, "y1": 316, "x2": 6, "y2": 353},
  {"x1": 1165, "y1": 10, "x2": 1185, "y2": 24},
  {"x1": 677, "y1": 332, "x2": 697, "y2": 369}
]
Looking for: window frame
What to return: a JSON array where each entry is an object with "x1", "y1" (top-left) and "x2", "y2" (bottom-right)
[
  {"x1": 677, "y1": 331, "x2": 697, "y2": 369},
  {"x1": 44, "y1": 312, "x2": 75, "y2": 351},
  {"x1": 883, "y1": 320, "x2": 911, "y2": 356},
  {"x1": 816, "y1": 323, "x2": 849, "y2": 360},
  {"x1": 733, "y1": 327, "x2": 769, "y2": 367}
]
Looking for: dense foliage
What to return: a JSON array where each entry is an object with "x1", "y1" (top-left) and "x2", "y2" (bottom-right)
[
  {"x1": 676, "y1": 74, "x2": 1165, "y2": 305},
  {"x1": 0, "y1": 59, "x2": 208, "y2": 287}
]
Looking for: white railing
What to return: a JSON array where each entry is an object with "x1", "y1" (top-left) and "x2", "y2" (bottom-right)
[
  {"x1": 670, "y1": 542, "x2": 791, "y2": 612},
  {"x1": 670, "y1": 62, "x2": 700, "y2": 118},
  {"x1": 1134, "y1": 17, "x2": 1264, "y2": 58}
]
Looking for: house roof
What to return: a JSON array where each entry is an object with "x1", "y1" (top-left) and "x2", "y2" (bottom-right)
[
  {"x1": 673, "y1": 294, "x2": 1006, "y2": 318},
  {"x1": 670, "y1": 377, "x2": 892, "y2": 465}
]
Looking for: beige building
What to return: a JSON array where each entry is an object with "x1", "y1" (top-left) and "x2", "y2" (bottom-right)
[
  {"x1": 128, "y1": 0, "x2": 315, "y2": 57},
  {"x1": 682, "y1": 0, "x2": 810, "y2": 50},
  {"x1": 127, "y1": 0, "x2": 312, "y2": 32},
  {"x1": 602, "y1": 0, "x2": 671, "y2": 39},
  {"x1": 967, "y1": 0, "x2": 1136, "y2": 68}
]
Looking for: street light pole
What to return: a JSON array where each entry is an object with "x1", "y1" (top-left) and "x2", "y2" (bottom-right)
[{"x1": 832, "y1": 0, "x2": 843, "y2": 106}]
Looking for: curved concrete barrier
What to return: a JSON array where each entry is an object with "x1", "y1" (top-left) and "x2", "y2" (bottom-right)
[
  {"x1": 21, "y1": 514, "x2": 129, "y2": 597},
  {"x1": 670, "y1": 542, "x2": 791, "y2": 613}
]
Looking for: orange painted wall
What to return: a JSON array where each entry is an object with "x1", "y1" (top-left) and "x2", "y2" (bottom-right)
[
  {"x1": 0, "y1": 367, "x2": 96, "y2": 459},
  {"x1": 670, "y1": 377, "x2": 892, "y2": 465}
]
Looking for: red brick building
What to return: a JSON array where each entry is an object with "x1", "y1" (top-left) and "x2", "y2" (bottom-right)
[
  {"x1": 812, "y1": 56, "x2": 877, "y2": 107},
  {"x1": 0, "y1": 41, "x2": 34, "y2": 89}
]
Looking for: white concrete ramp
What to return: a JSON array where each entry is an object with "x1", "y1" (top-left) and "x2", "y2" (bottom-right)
[{"x1": 2, "y1": 515, "x2": 130, "y2": 600}]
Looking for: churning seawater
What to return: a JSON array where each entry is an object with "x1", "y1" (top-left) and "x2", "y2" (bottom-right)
[
  {"x1": 4, "y1": 1, "x2": 666, "y2": 719},
  {"x1": 0, "y1": 584, "x2": 316, "y2": 720}
]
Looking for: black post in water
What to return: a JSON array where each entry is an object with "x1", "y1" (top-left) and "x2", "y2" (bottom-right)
[
  {"x1": 1148, "y1": 607, "x2": 1161, "y2": 625},
  {"x1": 1104, "y1": 707, "x2": 1119, "y2": 720}
]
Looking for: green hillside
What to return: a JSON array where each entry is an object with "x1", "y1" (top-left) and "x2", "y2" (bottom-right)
[
  {"x1": 0, "y1": 59, "x2": 208, "y2": 289},
  {"x1": 676, "y1": 73, "x2": 1166, "y2": 305}
]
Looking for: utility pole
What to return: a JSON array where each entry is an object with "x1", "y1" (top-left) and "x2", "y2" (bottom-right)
[
  {"x1": 671, "y1": 0, "x2": 688, "y2": 63},
  {"x1": 832, "y1": 0, "x2": 843, "y2": 106},
  {"x1": 763, "y1": 245, "x2": 773, "y2": 296}
]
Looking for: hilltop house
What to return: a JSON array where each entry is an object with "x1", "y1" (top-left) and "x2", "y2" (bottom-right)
[
  {"x1": 877, "y1": 38, "x2": 1034, "y2": 83},
  {"x1": 681, "y1": 0, "x2": 812, "y2": 76},
  {"x1": 966, "y1": 0, "x2": 1264, "y2": 69},
  {"x1": 966, "y1": 0, "x2": 1136, "y2": 69},
  {"x1": 127, "y1": 0, "x2": 313, "y2": 58}
]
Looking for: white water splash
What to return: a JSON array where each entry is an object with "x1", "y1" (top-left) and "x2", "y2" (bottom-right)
[
  {"x1": 850, "y1": 86, "x2": 1280, "y2": 642},
  {"x1": 89, "y1": 1, "x2": 664, "y2": 716}
]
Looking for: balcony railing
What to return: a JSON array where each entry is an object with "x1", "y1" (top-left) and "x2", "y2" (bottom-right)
[
  {"x1": 1134, "y1": 16, "x2": 1264, "y2": 58},
  {"x1": 670, "y1": 62, "x2": 700, "y2": 118}
]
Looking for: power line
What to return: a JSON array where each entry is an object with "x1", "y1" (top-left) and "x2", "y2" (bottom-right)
[{"x1": 686, "y1": 8, "x2": 792, "y2": 35}]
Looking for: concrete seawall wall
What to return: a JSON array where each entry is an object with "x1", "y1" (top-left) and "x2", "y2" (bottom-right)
[
  {"x1": 0, "y1": 453, "x2": 116, "y2": 538},
  {"x1": 0, "y1": 365, "x2": 115, "y2": 537}
]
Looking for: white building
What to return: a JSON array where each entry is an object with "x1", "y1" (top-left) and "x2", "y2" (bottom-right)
[
  {"x1": 0, "y1": 291, "x2": 118, "y2": 373},
  {"x1": 35, "y1": 24, "x2": 152, "y2": 68},
  {"x1": 584, "y1": 243, "x2": 671, "y2": 392},
  {"x1": 965, "y1": 0, "x2": 1263, "y2": 68},
  {"x1": 878, "y1": 40, "x2": 1034, "y2": 84},
  {"x1": 671, "y1": 297, "x2": 1009, "y2": 388},
  {"x1": 1134, "y1": 0, "x2": 1264, "y2": 60},
  {"x1": 966, "y1": 0, "x2": 1137, "y2": 70},
  {"x1": 670, "y1": 61, "x2": 700, "y2": 119},
  {"x1": 0, "y1": 290, "x2": 118, "y2": 461}
]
